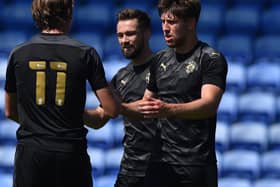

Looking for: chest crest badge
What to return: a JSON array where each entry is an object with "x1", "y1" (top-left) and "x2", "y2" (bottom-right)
[{"x1": 185, "y1": 61, "x2": 197, "y2": 74}]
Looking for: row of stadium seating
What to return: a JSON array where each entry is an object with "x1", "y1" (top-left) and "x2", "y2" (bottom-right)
[
  {"x1": 0, "y1": 31, "x2": 279, "y2": 64},
  {"x1": 1, "y1": 1, "x2": 280, "y2": 34},
  {"x1": 1, "y1": 119, "x2": 280, "y2": 154},
  {"x1": 1, "y1": 0, "x2": 280, "y2": 186}
]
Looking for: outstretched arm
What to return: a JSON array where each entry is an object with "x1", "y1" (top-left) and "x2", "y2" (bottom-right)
[{"x1": 83, "y1": 106, "x2": 110, "y2": 129}]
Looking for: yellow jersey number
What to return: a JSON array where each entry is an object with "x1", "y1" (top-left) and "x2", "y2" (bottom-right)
[{"x1": 29, "y1": 61, "x2": 67, "y2": 106}]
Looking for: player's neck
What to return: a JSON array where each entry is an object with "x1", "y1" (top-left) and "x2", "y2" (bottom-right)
[
  {"x1": 42, "y1": 29, "x2": 64, "y2": 34},
  {"x1": 175, "y1": 35, "x2": 198, "y2": 54},
  {"x1": 132, "y1": 48, "x2": 153, "y2": 66}
]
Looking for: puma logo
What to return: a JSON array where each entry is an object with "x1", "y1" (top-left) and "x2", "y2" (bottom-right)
[{"x1": 160, "y1": 63, "x2": 167, "y2": 71}]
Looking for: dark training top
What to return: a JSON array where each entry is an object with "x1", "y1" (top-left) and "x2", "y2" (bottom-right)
[
  {"x1": 5, "y1": 33, "x2": 108, "y2": 152},
  {"x1": 147, "y1": 41, "x2": 228, "y2": 166},
  {"x1": 111, "y1": 58, "x2": 157, "y2": 177}
]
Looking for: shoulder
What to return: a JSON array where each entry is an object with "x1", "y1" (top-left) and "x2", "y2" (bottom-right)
[
  {"x1": 114, "y1": 62, "x2": 133, "y2": 77},
  {"x1": 200, "y1": 42, "x2": 227, "y2": 65}
]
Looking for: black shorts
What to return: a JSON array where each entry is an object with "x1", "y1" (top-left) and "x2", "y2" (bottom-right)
[
  {"x1": 115, "y1": 173, "x2": 145, "y2": 187},
  {"x1": 13, "y1": 143, "x2": 93, "y2": 187},
  {"x1": 144, "y1": 162, "x2": 218, "y2": 187}
]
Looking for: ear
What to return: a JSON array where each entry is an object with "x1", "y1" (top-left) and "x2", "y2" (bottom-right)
[
  {"x1": 186, "y1": 18, "x2": 196, "y2": 30},
  {"x1": 144, "y1": 28, "x2": 151, "y2": 39}
]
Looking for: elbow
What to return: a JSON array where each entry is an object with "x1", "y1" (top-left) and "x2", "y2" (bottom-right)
[
  {"x1": 107, "y1": 109, "x2": 120, "y2": 118},
  {"x1": 105, "y1": 106, "x2": 121, "y2": 119},
  {"x1": 5, "y1": 110, "x2": 17, "y2": 121}
]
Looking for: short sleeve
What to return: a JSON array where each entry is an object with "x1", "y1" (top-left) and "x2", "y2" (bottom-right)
[
  {"x1": 87, "y1": 48, "x2": 108, "y2": 91},
  {"x1": 202, "y1": 52, "x2": 228, "y2": 91},
  {"x1": 5, "y1": 53, "x2": 17, "y2": 93}
]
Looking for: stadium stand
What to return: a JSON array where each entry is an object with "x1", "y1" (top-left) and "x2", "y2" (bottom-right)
[
  {"x1": 219, "y1": 177, "x2": 252, "y2": 187},
  {"x1": 253, "y1": 178, "x2": 280, "y2": 187},
  {"x1": 261, "y1": 150, "x2": 280, "y2": 178},
  {"x1": 1, "y1": 0, "x2": 280, "y2": 186},
  {"x1": 238, "y1": 91, "x2": 276, "y2": 124},
  {"x1": 222, "y1": 150, "x2": 261, "y2": 180},
  {"x1": 268, "y1": 124, "x2": 280, "y2": 150},
  {"x1": 226, "y1": 62, "x2": 247, "y2": 93},
  {"x1": 230, "y1": 121, "x2": 267, "y2": 153}
]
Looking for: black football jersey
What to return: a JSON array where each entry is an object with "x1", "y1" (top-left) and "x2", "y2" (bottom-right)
[
  {"x1": 5, "y1": 33, "x2": 108, "y2": 152},
  {"x1": 111, "y1": 58, "x2": 158, "y2": 176},
  {"x1": 147, "y1": 41, "x2": 228, "y2": 166}
]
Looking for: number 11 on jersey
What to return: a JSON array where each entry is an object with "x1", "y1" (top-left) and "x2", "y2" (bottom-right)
[{"x1": 29, "y1": 61, "x2": 67, "y2": 106}]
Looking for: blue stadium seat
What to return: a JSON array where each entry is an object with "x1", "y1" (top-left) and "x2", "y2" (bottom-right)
[
  {"x1": 222, "y1": 150, "x2": 261, "y2": 180},
  {"x1": 260, "y1": 8, "x2": 280, "y2": 35},
  {"x1": 230, "y1": 121, "x2": 268, "y2": 152},
  {"x1": 103, "y1": 34, "x2": 123, "y2": 61},
  {"x1": 226, "y1": 62, "x2": 247, "y2": 93},
  {"x1": 85, "y1": 93, "x2": 100, "y2": 109},
  {"x1": 0, "y1": 53, "x2": 8, "y2": 82},
  {"x1": 104, "y1": 147, "x2": 123, "y2": 176},
  {"x1": 0, "y1": 173, "x2": 13, "y2": 187},
  {"x1": 103, "y1": 59, "x2": 128, "y2": 81},
  {"x1": 111, "y1": 118, "x2": 124, "y2": 147},
  {"x1": 231, "y1": 0, "x2": 266, "y2": 8},
  {"x1": 215, "y1": 121, "x2": 230, "y2": 152},
  {"x1": 149, "y1": 33, "x2": 166, "y2": 53},
  {"x1": 247, "y1": 61, "x2": 280, "y2": 93},
  {"x1": 198, "y1": 32, "x2": 217, "y2": 48},
  {"x1": 261, "y1": 150, "x2": 280, "y2": 178},
  {"x1": 0, "y1": 31, "x2": 28, "y2": 53},
  {"x1": 217, "y1": 34, "x2": 253, "y2": 64},
  {"x1": 150, "y1": 8, "x2": 162, "y2": 34},
  {"x1": 254, "y1": 179, "x2": 280, "y2": 187},
  {"x1": 268, "y1": 124, "x2": 280, "y2": 150},
  {"x1": 71, "y1": 32, "x2": 104, "y2": 59},
  {"x1": 238, "y1": 91, "x2": 276, "y2": 123},
  {"x1": 0, "y1": 120, "x2": 18, "y2": 145},
  {"x1": 218, "y1": 92, "x2": 238, "y2": 123},
  {"x1": 0, "y1": 145, "x2": 15, "y2": 173},
  {"x1": 219, "y1": 177, "x2": 252, "y2": 187},
  {"x1": 0, "y1": 4, "x2": 35, "y2": 34},
  {"x1": 0, "y1": 90, "x2": 5, "y2": 115},
  {"x1": 87, "y1": 147, "x2": 105, "y2": 177},
  {"x1": 216, "y1": 151, "x2": 223, "y2": 176},
  {"x1": 224, "y1": 6, "x2": 260, "y2": 36},
  {"x1": 269, "y1": 0, "x2": 280, "y2": 7},
  {"x1": 86, "y1": 124, "x2": 114, "y2": 149},
  {"x1": 122, "y1": 1, "x2": 152, "y2": 12},
  {"x1": 197, "y1": 3, "x2": 224, "y2": 35},
  {"x1": 95, "y1": 174, "x2": 116, "y2": 187},
  {"x1": 254, "y1": 36, "x2": 280, "y2": 60},
  {"x1": 75, "y1": 4, "x2": 112, "y2": 33}
]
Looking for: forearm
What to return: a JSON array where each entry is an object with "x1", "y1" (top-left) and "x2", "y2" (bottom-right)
[
  {"x1": 83, "y1": 108, "x2": 110, "y2": 129},
  {"x1": 166, "y1": 98, "x2": 219, "y2": 119},
  {"x1": 5, "y1": 92, "x2": 20, "y2": 124},
  {"x1": 121, "y1": 102, "x2": 144, "y2": 119}
]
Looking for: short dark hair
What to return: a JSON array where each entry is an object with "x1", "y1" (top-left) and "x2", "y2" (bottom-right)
[
  {"x1": 32, "y1": 0, "x2": 73, "y2": 32},
  {"x1": 117, "y1": 8, "x2": 151, "y2": 31},
  {"x1": 158, "y1": 0, "x2": 201, "y2": 23}
]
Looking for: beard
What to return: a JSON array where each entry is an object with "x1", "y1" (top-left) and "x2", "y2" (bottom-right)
[{"x1": 121, "y1": 44, "x2": 143, "y2": 59}]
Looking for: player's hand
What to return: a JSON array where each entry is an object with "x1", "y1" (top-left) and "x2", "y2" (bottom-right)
[{"x1": 138, "y1": 97, "x2": 169, "y2": 118}]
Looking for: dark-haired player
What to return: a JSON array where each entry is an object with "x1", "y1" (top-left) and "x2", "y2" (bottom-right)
[{"x1": 139, "y1": 0, "x2": 228, "y2": 186}]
